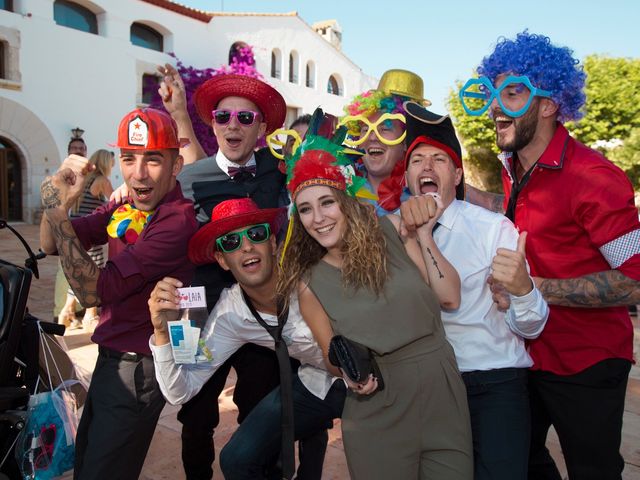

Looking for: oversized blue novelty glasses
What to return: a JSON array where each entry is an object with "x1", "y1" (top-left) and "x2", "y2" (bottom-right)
[{"x1": 459, "y1": 75, "x2": 552, "y2": 118}]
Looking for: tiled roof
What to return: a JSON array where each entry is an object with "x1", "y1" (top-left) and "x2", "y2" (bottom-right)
[
  {"x1": 139, "y1": 0, "x2": 213, "y2": 22},
  {"x1": 208, "y1": 11, "x2": 298, "y2": 17}
]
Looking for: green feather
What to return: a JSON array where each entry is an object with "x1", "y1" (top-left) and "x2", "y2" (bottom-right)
[{"x1": 285, "y1": 108, "x2": 371, "y2": 200}]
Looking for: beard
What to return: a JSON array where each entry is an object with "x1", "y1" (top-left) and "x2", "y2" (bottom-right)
[{"x1": 495, "y1": 101, "x2": 539, "y2": 152}]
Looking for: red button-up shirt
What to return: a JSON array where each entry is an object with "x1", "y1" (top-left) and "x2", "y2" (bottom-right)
[
  {"x1": 72, "y1": 182, "x2": 198, "y2": 355},
  {"x1": 501, "y1": 123, "x2": 640, "y2": 375}
]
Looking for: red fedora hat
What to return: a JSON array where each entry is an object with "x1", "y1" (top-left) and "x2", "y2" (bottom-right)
[
  {"x1": 193, "y1": 74, "x2": 286, "y2": 135},
  {"x1": 188, "y1": 198, "x2": 287, "y2": 265}
]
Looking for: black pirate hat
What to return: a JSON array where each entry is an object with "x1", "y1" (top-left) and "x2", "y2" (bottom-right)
[{"x1": 403, "y1": 101, "x2": 465, "y2": 200}]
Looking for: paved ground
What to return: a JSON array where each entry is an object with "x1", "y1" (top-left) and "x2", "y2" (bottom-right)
[{"x1": 3, "y1": 223, "x2": 640, "y2": 479}]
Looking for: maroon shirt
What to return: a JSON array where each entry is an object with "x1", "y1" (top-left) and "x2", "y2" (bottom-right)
[
  {"x1": 72, "y1": 182, "x2": 198, "y2": 354},
  {"x1": 500, "y1": 123, "x2": 639, "y2": 375}
]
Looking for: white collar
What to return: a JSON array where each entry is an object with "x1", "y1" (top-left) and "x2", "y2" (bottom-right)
[
  {"x1": 498, "y1": 151, "x2": 514, "y2": 183},
  {"x1": 437, "y1": 199, "x2": 463, "y2": 231},
  {"x1": 215, "y1": 150, "x2": 257, "y2": 178}
]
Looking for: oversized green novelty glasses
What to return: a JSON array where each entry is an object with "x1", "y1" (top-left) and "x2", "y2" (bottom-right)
[
  {"x1": 216, "y1": 223, "x2": 271, "y2": 253},
  {"x1": 459, "y1": 75, "x2": 552, "y2": 118}
]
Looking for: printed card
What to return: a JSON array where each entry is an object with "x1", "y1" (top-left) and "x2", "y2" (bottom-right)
[{"x1": 177, "y1": 286, "x2": 207, "y2": 309}]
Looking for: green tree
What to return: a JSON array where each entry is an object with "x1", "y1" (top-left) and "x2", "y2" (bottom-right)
[
  {"x1": 610, "y1": 127, "x2": 640, "y2": 189},
  {"x1": 567, "y1": 56, "x2": 640, "y2": 146},
  {"x1": 446, "y1": 79, "x2": 502, "y2": 192},
  {"x1": 568, "y1": 56, "x2": 640, "y2": 189}
]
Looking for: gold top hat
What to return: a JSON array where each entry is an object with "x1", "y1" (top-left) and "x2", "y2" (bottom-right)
[{"x1": 377, "y1": 69, "x2": 431, "y2": 107}]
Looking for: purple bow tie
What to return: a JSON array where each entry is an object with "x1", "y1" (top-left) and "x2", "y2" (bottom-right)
[{"x1": 228, "y1": 165, "x2": 257, "y2": 179}]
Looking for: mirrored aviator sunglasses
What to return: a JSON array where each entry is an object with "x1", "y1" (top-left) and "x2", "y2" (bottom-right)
[
  {"x1": 212, "y1": 109, "x2": 260, "y2": 126},
  {"x1": 216, "y1": 223, "x2": 271, "y2": 253}
]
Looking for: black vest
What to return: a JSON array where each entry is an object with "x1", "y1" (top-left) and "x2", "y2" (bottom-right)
[
  {"x1": 191, "y1": 148, "x2": 285, "y2": 217},
  {"x1": 189, "y1": 149, "x2": 286, "y2": 311}
]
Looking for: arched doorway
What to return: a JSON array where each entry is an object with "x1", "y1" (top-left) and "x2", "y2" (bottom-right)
[
  {"x1": 0, "y1": 96, "x2": 60, "y2": 224},
  {"x1": 0, "y1": 137, "x2": 22, "y2": 220}
]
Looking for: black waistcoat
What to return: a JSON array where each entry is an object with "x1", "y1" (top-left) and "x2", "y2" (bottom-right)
[{"x1": 182, "y1": 148, "x2": 286, "y2": 311}]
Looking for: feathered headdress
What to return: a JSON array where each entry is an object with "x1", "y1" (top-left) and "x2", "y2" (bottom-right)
[
  {"x1": 280, "y1": 108, "x2": 376, "y2": 263},
  {"x1": 285, "y1": 108, "x2": 376, "y2": 202}
]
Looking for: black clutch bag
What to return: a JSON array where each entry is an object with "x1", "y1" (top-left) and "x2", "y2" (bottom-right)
[{"x1": 328, "y1": 335, "x2": 385, "y2": 391}]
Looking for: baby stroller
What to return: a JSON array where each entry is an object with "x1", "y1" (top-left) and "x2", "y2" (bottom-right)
[{"x1": 0, "y1": 220, "x2": 69, "y2": 479}]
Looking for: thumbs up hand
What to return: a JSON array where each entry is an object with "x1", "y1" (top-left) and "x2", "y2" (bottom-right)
[{"x1": 490, "y1": 232, "x2": 534, "y2": 297}]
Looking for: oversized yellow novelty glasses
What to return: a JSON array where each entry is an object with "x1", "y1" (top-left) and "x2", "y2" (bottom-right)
[
  {"x1": 266, "y1": 129, "x2": 303, "y2": 160},
  {"x1": 338, "y1": 113, "x2": 406, "y2": 147}
]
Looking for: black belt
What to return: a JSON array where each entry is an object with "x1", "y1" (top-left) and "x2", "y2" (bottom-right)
[{"x1": 98, "y1": 346, "x2": 150, "y2": 362}]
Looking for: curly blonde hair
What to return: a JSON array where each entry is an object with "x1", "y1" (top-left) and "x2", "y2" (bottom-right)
[{"x1": 277, "y1": 189, "x2": 388, "y2": 304}]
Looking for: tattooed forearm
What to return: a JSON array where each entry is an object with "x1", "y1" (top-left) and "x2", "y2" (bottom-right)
[
  {"x1": 425, "y1": 247, "x2": 444, "y2": 279},
  {"x1": 490, "y1": 194, "x2": 506, "y2": 214},
  {"x1": 46, "y1": 214, "x2": 100, "y2": 307},
  {"x1": 41, "y1": 178, "x2": 62, "y2": 209},
  {"x1": 465, "y1": 184, "x2": 505, "y2": 214},
  {"x1": 536, "y1": 270, "x2": 640, "y2": 308}
]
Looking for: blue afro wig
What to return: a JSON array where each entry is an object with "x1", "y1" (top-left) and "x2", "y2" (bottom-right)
[{"x1": 477, "y1": 31, "x2": 586, "y2": 122}]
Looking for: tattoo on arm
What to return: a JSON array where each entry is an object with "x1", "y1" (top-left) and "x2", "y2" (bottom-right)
[
  {"x1": 425, "y1": 247, "x2": 444, "y2": 279},
  {"x1": 490, "y1": 193, "x2": 506, "y2": 214},
  {"x1": 41, "y1": 179, "x2": 62, "y2": 209},
  {"x1": 465, "y1": 184, "x2": 505, "y2": 214},
  {"x1": 47, "y1": 216, "x2": 100, "y2": 307},
  {"x1": 537, "y1": 270, "x2": 640, "y2": 308}
]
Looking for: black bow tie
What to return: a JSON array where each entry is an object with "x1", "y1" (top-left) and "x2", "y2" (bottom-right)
[{"x1": 228, "y1": 165, "x2": 257, "y2": 180}]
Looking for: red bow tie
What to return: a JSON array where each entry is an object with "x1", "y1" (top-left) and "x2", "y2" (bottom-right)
[{"x1": 228, "y1": 165, "x2": 257, "y2": 179}]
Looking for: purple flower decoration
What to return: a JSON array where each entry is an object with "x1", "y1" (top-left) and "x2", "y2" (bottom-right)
[{"x1": 150, "y1": 46, "x2": 265, "y2": 155}]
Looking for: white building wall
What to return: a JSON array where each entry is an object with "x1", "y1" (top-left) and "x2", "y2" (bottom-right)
[
  {"x1": 205, "y1": 14, "x2": 376, "y2": 119},
  {"x1": 0, "y1": 0, "x2": 376, "y2": 223}
]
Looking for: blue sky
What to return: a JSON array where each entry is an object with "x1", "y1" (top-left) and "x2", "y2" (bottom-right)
[{"x1": 181, "y1": 0, "x2": 639, "y2": 114}]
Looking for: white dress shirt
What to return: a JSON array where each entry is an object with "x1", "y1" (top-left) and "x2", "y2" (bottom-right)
[
  {"x1": 150, "y1": 284, "x2": 337, "y2": 405},
  {"x1": 215, "y1": 150, "x2": 257, "y2": 178},
  {"x1": 435, "y1": 200, "x2": 549, "y2": 372}
]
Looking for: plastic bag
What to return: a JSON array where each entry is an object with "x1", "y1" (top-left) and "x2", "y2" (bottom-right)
[
  {"x1": 12, "y1": 319, "x2": 81, "y2": 479},
  {"x1": 14, "y1": 380, "x2": 79, "y2": 479},
  {"x1": 37, "y1": 324, "x2": 89, "y2": 406}
]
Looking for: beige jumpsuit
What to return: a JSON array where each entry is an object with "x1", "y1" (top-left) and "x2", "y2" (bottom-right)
[{"x1": 308, "y1": 216, "x2": 473, "y2": 480}]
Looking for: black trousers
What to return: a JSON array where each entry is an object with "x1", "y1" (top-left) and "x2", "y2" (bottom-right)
[
  {"x1": 178, "y1": 343, "x2": 281, "y2": 480},
  {"x1": 463, "y1": 367, "x2": 530, "y2": 480},
  {"x1": 74, "y1": 350, "x2": 165, "y2": 480},
  {"x1": 528, "y1": 358, "x2": 631, "y2": 480},
  {"x1": 220, "y1": 373, "x2": 343, "y2": 480},
  {"x1": 178, "y1": 344, "x2": 330, "y2": 479}
]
